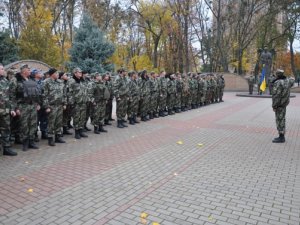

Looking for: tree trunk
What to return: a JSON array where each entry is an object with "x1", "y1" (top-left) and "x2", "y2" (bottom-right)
[{"x1": 153, "y1": 36, "x2": 160, "y2": 69}]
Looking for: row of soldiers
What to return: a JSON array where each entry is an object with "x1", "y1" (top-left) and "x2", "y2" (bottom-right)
[{"x1": 0, "y1": 63, "x2": 225, "y2": 156}]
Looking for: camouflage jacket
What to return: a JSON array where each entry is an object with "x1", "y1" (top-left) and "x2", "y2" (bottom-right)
[
  {"x1": 159, "y1": 77, "x2": 168, "y2": 95},
  {"x1": 128, "y1": 79, "x2": 140, "y2": 101},
  {"x1": 43, "y1": 78, "x2": 66, "y2": 108},
  {"x1": 167, "y1": 78, "x2": 176, "y2": 94},
  {"x1": 272, "y1": 77, "x2": 294, "y2": 109},
  {"x1": 10, "y1": 73, "x2": 40, "y2": 107},
  {"x1": 67, "y1": 75, "x2": 88, "y2": 105},
  {"x1": 149, "y1": 78, "x2": 159, "y2": 94},
  {"x1": 92, "y1": 81, "x2": 110, "y2": 103},
  {"x1": 0, "y1": 76, "x2": 13, "y2": 115},
  {"x1": 113, "y1": 75, "x2": 129, "y2": 98},
  {"x1": 139, "y1": 79, "x2": 151, "y2": 98},
  {"x1": 105, "y1": 80, "x2": 114, "y2": 100},
  {"x1": 247, "y1": 76, "x2": 255, "y2": 85}
]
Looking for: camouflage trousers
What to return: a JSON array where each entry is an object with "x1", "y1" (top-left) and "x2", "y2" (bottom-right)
[
  {"x1": 140, "y1": 96, "x2": 150, "y2": 117},
  {"x1": 158, "y1": 93, "x2": 167, "y2": 112},
  {"x1": 18, "y1": 103, "x2": 37, "y2": 141},
  {"x1": 10, "y1": 115, "x2": 21, "y2": 141},
  {"x1": 192, "y1": 91, "x2": 198, "y2": 105},
  {"x1": 201, "y1": 91, "x2": 206, "y2": 104},
  {"x1": 249, "y1": 84, "x2": 254, "y2": 94},
  {"x1": 150, "y1": 93, "x2": 159, "y2": 113},
  {"x1": 116, "y1": 97, "x2": 128, "y2": 120},
  {"x1": 105, "y1": 98, "x2": 113, "y2": 120},
  {"x1": 127, "y1": 97, "x2": 139, "y2": 118},
  {"x1": 86, "y1": 102, "x2": 93, "y2": 123},
  {"x1": 167, "y1": 93, "x2": 176, "y2": 110},
  {"x1": 92, "y1": 100, "x2": 106, "y2": 126},
  {"x1": 219, "y1": 89, "x2": 224, "y2": 101},
  {"x1": 275, "y1": 107, "x2": 286, "y2": 134},
  {"x1": 72, "y1": 103, "x2": 86, "y2": 130},
  {"x1": 216, "y1": 88, "x2": 220, "y2": 101},
  {"x1": 0, "y1": 113, "x2": 11, "y2": 147},
  {"x1": 181, "y1": 94, "x2": 188, "y2": 108},
  {"x1": 175, "y1": 93, "x2": 182, "y2": 108},
  {"x1": 47, "y1": 105, "x2": 63, "y2": 138},
  {"x1": 63, "y1": 105, "x2": 72, "y2": 127}
]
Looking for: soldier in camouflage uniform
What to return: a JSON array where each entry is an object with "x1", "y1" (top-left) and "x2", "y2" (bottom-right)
[
  {"x1": 246, "y1": 73, "x2": 255, "y2": 95},
  {"x1": 272, "y1": 69, "x2": 294, "y2": 143},
  {"x1": 68, "y1": 68, "x2": 88, "y2": 139},
  {"x1": 175, "y1": 73, "x2": 183, "y2": 113},
  {"x1": 91, "y1": 73, "x2": 110, "y2": 134},
  {"x1": 139, "y1": 70, "x2": 151, "y2": 121},
  {"x1": 43, "y1": 68, "x2": 66, "y2": 146},
  {"x1": 82, "y1": 71, "x2": 93, "y2": 131},
  {"x1": 181, "y1": 73, "x2": 189, "y2": 111},
  {"x1": 211, "y1": 75, "x2": 217, "y2": 103},
  {"x1": 59, "y1": 72, "x2": 73, "y2": 135},
  {"x1": 149, "y1": 72, "x2": 159, "y2": 118},
  {"x1": 11, "y1": 64, "x2": 40, "y2": 151},
  {"x1": 127, "y1": 71, "x2": 140, "y2": 124},
  {"x1": 191, "y1": 74, "x2": 198, "y2": 108},
  {"x1": 219, "y1": 74, "x2": 225, "y2": 102},
  {"x1": 158, "y1": 71, "x2": 168, "y2": 117},
  {"x1": 0, "y1": 64, "x2": 17, "y2": 156},
  {"x1": 167, "y1": 74, "x2": 176, "y2": 115},
  {"x1": 113, "y1": 68, "x2": 129, "y2": 128},
  {"x1": 104, "y1": 73, "x2": 114, "y2": 125}
]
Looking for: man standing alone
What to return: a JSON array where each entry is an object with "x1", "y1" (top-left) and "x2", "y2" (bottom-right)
[{"x1": 272, "y1": 69, "x2": 294, "y2": 143}]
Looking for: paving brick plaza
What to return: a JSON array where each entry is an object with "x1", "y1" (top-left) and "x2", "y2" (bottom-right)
[{"x1": 0, "y1": 92, "x2": 299, "y2": 225}]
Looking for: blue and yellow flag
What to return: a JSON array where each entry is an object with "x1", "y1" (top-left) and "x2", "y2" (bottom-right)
[{"x1": 259, "y1": 65, "x2": 267, "y2": 92}]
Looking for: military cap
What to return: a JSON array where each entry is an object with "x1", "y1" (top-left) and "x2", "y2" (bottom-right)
[
  {"x1": 73, "y1": 67, "x2": 82, "y2": 73},
  {"x1": 20, "y1": 64, "x2": 30, "y2": 70}
]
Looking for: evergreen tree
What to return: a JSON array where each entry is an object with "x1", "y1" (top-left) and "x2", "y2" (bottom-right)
[
  {"x1": 0, "y1": 30, "x2": 19, "y2": 65},
  {"x1": 68, "y1": 13, "x2": 115, "y2": 73}
]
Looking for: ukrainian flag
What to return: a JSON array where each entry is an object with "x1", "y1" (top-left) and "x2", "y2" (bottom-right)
[{"x1": 260, "y1": 65, "x2": 267, "y2": 92}]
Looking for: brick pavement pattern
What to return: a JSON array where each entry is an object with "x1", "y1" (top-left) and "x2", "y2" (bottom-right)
[{"x1": 0, "y1": 93, "x2": 299, "y2": 225}]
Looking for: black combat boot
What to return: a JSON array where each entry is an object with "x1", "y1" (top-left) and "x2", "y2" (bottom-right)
[
  {"x1": 99, "y1": 124, "x2": 108, "y2": 132},
  {"x1": 149, "y1": 113, "x2": 154, "y2": 119},
  {"x1": 121, "y1": 120, "x2": 128, "y2": 127},
  {"x1": 129, "y1": 117, "x2": 135, "y2": 125},
  {"x1": 117, "y1": 120, "x2": 124, "y2": 128},
  {"x1": 63, "y1": 126, "x2": 73, "y2": 135},
  {"x1": 109, "y1": 117, "x2": 115, "y2": 121},
  {"x1": 141, "y1": 116, "x2": 147, "y2": 122},
  {"x1": 41, "y1": 131, "x2": 48, "y2": 140},
  {"x1": 22, "y1": 139, "x2": 29, "y2": 151},
  {"x1": 48, "y1": 137, "x2": 55, "y2": 146},
  {"x1": 83, "y1": 124, "x2": 91, "y2": 132},
  {"x1": 104, "y1": 119, "x2": 112, "y2": 125},
  {"x1": 133, "y1": 115, "x2": 140, "y2": 123},
  {"x1": 94, "y1": 126, "x2": 100, "y2": 134},
  {"x1": 34, "y1": 131, "x2": 39, "y2": 142},
  {"x1": 159, "y1": 111, "x2": 164, "y2": 117},
  {"x1": 55, "y1": 135, "x2": 66, "y2": 143},
  {"x1": 272, "y1": 134, "x2": 285, "y2": 143},
  {"x1": 3, "y1": 146, "x2": 18, "y2": 156},
  {"x1": 28, "y1": 140, "x2": 39, "y2": 149},
  {"x1": 79, "y1": 129, "x2": 88, "y2": 138},
  {"x1": 75, "y1": 130, "x2": 81, "y2": 139}
]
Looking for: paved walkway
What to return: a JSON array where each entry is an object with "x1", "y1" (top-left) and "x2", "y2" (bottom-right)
[{"x1": 0, "y1": 93, "x2": 299, "y2": 225}]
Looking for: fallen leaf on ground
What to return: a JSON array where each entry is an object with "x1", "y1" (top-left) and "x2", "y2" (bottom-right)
[
  {"x1": 27, "y1": 188, "x2": 33, "y2": 193},
  {"x1": 141, "y1": 218, "x2": 147, "y2": 224},
  {"x1": 176, "y1": 141, "x2": 183, "y2": 145},
  {"x1": 140, "y1": 212, "x2": 148, "y2": 219},
  {"x1": 152, "y1": 223, "x2": 160, "y2": 225},
  {"x1": 197, "y1": 143, "x2": 204, "y2": 147},
  {"x1": 20, "y1": 178, "x2": 25, "y2": 182}
]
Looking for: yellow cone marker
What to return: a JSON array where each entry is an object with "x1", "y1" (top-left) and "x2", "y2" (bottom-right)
[{"x1": 27, "y1": 188, "x2": 33, "y2": 193}]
